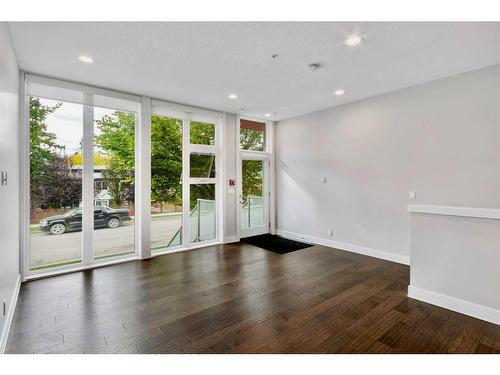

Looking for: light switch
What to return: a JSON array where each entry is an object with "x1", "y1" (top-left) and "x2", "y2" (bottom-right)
[{"x1": 409, "y1": 191, "x2": 416, "y2": 200}]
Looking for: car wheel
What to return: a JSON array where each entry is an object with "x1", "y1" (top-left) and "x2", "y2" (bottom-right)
[
  {"x1": 107, "y1": 217, "x2": 121, "y2": 229},
  {"x1": 49, "y1": 223, "x2": 67, "y2": 235}
]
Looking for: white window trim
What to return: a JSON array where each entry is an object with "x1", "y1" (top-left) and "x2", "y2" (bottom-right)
[
  {"x1": 136, "y1": 96, "x2": 151, "y2": 259},
  {"x1": 236, "y1": 115, "x2": 275, "y2": 239},
  {"x1": 20, "y1": 72, "x2": 232, "y2": 279},
  {"x1": 21, "y1": 73, "x2": 143, "y2": 279},
  {"x1": 148, "y1": 100, "x2": 224, "y2": 253},
  {"x1": 25, "y1": 73, "x2": 141, "y2": 111}
]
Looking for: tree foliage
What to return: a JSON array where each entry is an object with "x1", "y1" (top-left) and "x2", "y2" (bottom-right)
[
  {"x1": 240, "y1": 128, "x2": 265, "y2": 199},
  {"x1": 241, "y1": 160, "x2": 263, "y2": 200},
  {"x1": 94, "y1": 112, "x2": 136, "y2": 205},
  {"x1": 95, "y1": 114, "x2": 223, "y2": 209},
  {"x1": 29, "y1": 97, "x2": 61, "y2": 182},
  {"x1": 150, "y1": 116, "x2": 183, "y2": 206},
  {"x1": 69, "y1": 152, "x2": 111, "y2": 167},
  {"x1": 30, "y1": 97, "x2": 82, "y2": 209},
  {"x1": 31, "y1": 155, "x2": 82, "y2": 209},
  {"x1": 240, "y1": 128, "x2": 265, "y2": 152},
  {"x1": 31, "y1": 99, "x2": 266, "y2": 211}
]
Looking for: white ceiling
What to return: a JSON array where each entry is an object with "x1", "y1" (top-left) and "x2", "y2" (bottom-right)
[{"x1": 8, "y1": 22, "x2": 500, "y2": 121}]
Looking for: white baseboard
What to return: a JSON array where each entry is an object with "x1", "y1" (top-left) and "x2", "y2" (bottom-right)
[
  {"x1": 223, "y1": 235, "x2": 240, "y2": 244},
  {"x1": 408, "y1": 285, "x2": 500, "y2": 326},
  {"x1": 276, "y1": 229, "x2": 410, "y2": 265},
  {"x1": 0, "y1": 274, "x2": 21, "y2": 354}
]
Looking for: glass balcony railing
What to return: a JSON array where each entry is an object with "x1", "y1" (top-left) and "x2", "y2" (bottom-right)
[
  {"x1": 241, "y1": 195, "x2": 264, "y2": 230},
  {"x1": 167, "y1": 198, "x2": 216, "y2": 246}
]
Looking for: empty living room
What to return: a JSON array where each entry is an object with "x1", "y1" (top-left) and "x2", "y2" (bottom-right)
[{"x1": 0, "y1": 1, "x2": 499, "y2": 373}]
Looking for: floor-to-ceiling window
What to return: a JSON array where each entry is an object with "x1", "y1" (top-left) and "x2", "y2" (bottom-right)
[
  {"x1": 25, "y1": 75, "x2": 140, "y2": 275},
  {"x1": 93, "y1": 107, "x2": 136, "y2": 260},
  {"x1": 150, "y1": 115, "x2": 183, "y2": 251},
  {"x1": 189, "y1": 120, "x2": 218, "y2": 244},
  {"x1": 29, "y1": 97, "x2": 84, "y2": 270},
  {"x1": 149, "y1": 101, "x2": 221, "y2": 253},
  {"x1": 24, "y1": 75, "x2": 225, "y2": 277}
]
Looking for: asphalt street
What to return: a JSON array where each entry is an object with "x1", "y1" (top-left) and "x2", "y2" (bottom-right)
[{"x1": 30, "y1": 216, "x2": 182, "y2": 268}]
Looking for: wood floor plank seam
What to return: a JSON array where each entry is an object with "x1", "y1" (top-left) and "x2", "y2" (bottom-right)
[{"x1": 6, "y1": 243, "x2": 500, "y2": 354}]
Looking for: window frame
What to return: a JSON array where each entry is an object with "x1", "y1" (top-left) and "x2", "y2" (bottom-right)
[
  {"x1": 236, "y1": 115, "x2": 274, "y2": 239},
  {"x1": 21, "y1": 73, "x2": 142, "y2": 279},
  {"x1": 20, "y1": 73, "x2": 226, "y2": 280},
  {"x1": 147, "y1": 103, "x2": 223, "y2": 255},
  {"x1": 239, "y1": 117, "x2": 270, "y2": 154}
]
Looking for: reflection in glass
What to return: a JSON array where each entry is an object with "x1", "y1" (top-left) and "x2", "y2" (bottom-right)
[
  {"x1": 29, "y1": 97, "x2": 83, "y2": 270},
  {"x1": 190, "y1": 184, "x2": 216, "y2": 243},
  {"x1": 241, "y1": 160, "x2": 264, "y2": 230},
  {"x1": 150, "y1": 115, "x2": 183, "y2": 251},
  {"x1": 190, "y1": 153, "x2": 216, "y2": 178}
]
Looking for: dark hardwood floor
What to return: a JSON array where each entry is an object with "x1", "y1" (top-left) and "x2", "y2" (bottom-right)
[{"x1": 6, "y1": 242, "x2": 500, "y2": 354}]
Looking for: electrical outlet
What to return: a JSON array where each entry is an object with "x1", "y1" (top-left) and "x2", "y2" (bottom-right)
[
  {"x1": 328, "y1": 228, "x2": 334, "y2": 236},
  {"x1": 409, "y1": 191, "x2": 416, "y2": 200}
]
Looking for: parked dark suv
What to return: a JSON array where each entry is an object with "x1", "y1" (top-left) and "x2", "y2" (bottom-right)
[{"x1": 40, "y1": 206, "x2": 132, "y2": 235}]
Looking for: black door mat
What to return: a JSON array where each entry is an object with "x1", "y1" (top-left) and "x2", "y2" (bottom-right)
[{"x1": 241, "y1": 234, "x2": 313, "y2": 254}]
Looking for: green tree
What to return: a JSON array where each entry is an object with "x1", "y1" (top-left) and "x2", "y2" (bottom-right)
[
  {"x1": 35, "y1": 155, "x2": 82, "y2": 209},
  {"x1": 95, "y1": 113, "x2": 265, "y2": 210},
  {"x1": 29, "y1": 97, "x2": 65, "y2": 208},
  {"x1": 94, "y1": 111, "x2": 136, "y2": 205},
  {"x1": 240, "y1": 128, "x2": 265, "y2": 199},
  {"x1": 240, "y1": 128, "x2": 264, "y2": 151},
  {"x1": 150, "y1": 116, "x2": 183, "y2": 207},
  {"x1": 30, "y1": 98, "x2": 61, "y2": 178},
  {"x1": 241, "y1": 160, "x2": 263, "y2": 199}
]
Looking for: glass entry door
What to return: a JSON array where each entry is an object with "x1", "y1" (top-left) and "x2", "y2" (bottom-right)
[{"x1": 239, "y1": 158, "x2": 269, "y2": 237}]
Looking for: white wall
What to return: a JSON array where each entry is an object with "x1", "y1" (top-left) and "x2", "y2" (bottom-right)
[
  {"x1": 275, "y1": 64, "x2": 500, "y2": 261},
  {"x1": 408, "y1": 211, "x2": 500, "y2": 324},
  {"x1": 0, "y1": 23, "x2": 20, "y2": 351},
  {"x1": 223, "y1": 113, "x2": 238, "y2": 240}
]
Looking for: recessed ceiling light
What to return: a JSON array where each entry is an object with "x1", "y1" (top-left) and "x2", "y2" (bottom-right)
[
  {"x1": 78, "y1": 55, "x2": 94, "y2": 64},
  {"x1": 334, "y1": 89, "x2": 345, "y2": 96},
  {"x1": 228, "y1": 94, "x2": 238, "y2": 100},
  {"x1": 264, "y1": 113, "x2": 272, "y2": 117},
  {"x1": 239, "y1": 108, "x2": 246, "y2": 112},
  {"x1": 345, "y1": 35, "x2": 362, "y2": 46}
]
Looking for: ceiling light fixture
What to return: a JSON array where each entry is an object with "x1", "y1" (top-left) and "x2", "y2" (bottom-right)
[
  {"x1": 334, "y1": 89, "x2": 345, "y2": 96},
  {"x1": 345, "y1": 35, "x2": 362, "y2": 46},
  {"x1": 307, "y1": 63, "x2": 321, "y2": 72},
  {"x1": 228, "y1": 94, "x2": 238, "y2": 100},
  {"x1": 264, "y1": 113, "x2": 272, "y2": 117},
  {"x1": 78, "y1": 55, "x2": 94, "y2": 64}
]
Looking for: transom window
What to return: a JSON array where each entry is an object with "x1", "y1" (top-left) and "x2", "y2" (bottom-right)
[{"x1": 240, "y1": 119, "x2": 266, "y2": 151}]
